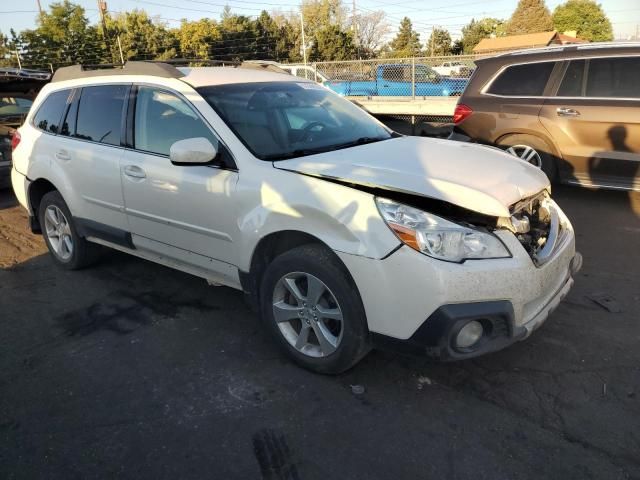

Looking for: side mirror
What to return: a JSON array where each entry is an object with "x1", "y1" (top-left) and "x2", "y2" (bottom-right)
[{"x1": 169, "y1": 137, "x2": 218, "y2": 166}]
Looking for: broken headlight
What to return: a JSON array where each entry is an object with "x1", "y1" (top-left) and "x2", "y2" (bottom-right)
[{"x1": 376, "y1": 198, "x2": 511, "y2": 263}]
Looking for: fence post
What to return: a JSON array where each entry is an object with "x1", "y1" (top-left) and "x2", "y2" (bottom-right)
[{"x1": 411, "y1": 56, "x2": 415, "y2": 100}]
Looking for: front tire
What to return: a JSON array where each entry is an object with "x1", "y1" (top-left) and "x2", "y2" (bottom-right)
[
  {"x1": 259, "y1": 244, "x2": 371, "y2": 374},
  {"x1": 39, "y1": 191, "x2": 101, "y2": 270}
]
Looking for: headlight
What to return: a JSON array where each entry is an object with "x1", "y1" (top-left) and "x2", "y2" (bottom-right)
[{"x1": 376, "y1": 198, "x2": 511, "y2": 263}]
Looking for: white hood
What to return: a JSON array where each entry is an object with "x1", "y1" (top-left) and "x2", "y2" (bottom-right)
[{"x1": 275, "y1": 136, "x2": 550, "y2": 217}]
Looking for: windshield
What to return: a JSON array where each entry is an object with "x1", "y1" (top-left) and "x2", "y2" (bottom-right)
[
  {"x1": 0, "y1": 96, "x2": 33, "y2": 118},
  {"x1": 197, "y1": 82, "x2": 393, "y2": 160}
]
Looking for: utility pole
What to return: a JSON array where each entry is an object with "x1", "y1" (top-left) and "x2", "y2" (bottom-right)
[
  {"x1": 36, "y1": 0, "x2": 43, "y2": 15},
  {"x1": 300, "y1": 13, "x2": 307, "y2": 66},
  {"x1": 97, "y1": 1, "x2": 108, "y2": 39}
]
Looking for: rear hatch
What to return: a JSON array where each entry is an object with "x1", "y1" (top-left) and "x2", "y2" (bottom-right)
[{"x1": 0, "y1": 68, "x2": 51, "y2": 169}]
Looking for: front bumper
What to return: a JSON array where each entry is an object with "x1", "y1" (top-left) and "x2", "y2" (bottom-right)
[{"x1": 337, "y1": 211, "x2": 579, "y2": 360}]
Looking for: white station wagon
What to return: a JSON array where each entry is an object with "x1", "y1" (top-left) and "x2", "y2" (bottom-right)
[{"x1": 11, "y1": 62, "x2": 581, "y2": 373}]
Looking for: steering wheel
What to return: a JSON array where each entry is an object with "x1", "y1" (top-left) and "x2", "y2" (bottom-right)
[{"x1": 301, "y1": 121, "x2": 327, "y2": 142}]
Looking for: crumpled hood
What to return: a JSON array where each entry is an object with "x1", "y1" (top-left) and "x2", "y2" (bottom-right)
[{"x1": 274, "y1": 136, "x2": 550, "y2": 217}]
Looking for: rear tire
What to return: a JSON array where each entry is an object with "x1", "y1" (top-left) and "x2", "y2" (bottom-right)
[
  {"x1": 39, "y1": 191, "x2": 101, "y2": 270},
  {"x1": 259, "y1": 244, "x2": 371, "y2": 374},
  {"x1": 498, "y1": 134, "x2": 558, "y2": 182}
]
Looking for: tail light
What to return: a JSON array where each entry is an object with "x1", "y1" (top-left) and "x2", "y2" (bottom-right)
[
  {"x1": 453, "y1": 104, "x2": 473, "y2": 125},
  {"x1": 11, "y1": 131, "x2": 21, "y2": 151}
]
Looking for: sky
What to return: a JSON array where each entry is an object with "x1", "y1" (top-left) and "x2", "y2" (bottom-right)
[{"x1": 1, "y1": 0, "x2": 639, "y2": 42}]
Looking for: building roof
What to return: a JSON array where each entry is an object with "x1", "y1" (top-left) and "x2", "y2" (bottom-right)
[
  {"x1": 557, "y1": 33, "x2": 588, "y2": 44},
  {"x1": 473, "y1": 31, "x2": 560, "y2": 53}
]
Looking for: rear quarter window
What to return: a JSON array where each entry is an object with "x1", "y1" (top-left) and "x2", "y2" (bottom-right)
[
  {"x1": 32, "y1": 90, "x2": 70, "y2": 134},
  {"x1": 486, "y1": 61, "x2": 556, "y2": 96},
  {"x1": 586, "y1": 57, "x2": 640, "y2": 98}
]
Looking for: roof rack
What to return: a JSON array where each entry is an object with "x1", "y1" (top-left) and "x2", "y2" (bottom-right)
[
  {"x1": 51, "y1": 61, "x2": 185, "y2": 83},
  {"x1": 495, "y1": 40, "x2": 640, "y2": 58},
  {"x1": 51, "y1": 59, "x2": 290, "y2": 83}
]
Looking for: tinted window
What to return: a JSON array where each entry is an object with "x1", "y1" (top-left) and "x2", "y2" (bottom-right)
[
  {"x1": 586, "y1": 57, "x2": 640, "y2": 98},
  {"x1": 134, "y1": 86, "x2": 218, "y2": 156},
  {"x1": 75, "y1": 85, "x2": 126, "y2": 145},
  {"x1": 487, "y1": 62, "x2": 555, "y2": 96},
  {"x1": 33, "y1": 90, "x2": 69, "y2": 134},
  {"x1": 0, "y1": 96, "x2": 33, "y2": 117},
  {"x1": 60, "y1": 90, "x2": 78, "y2": 137},
  {"x1": 557, "y1": 60, "x2": 585, "y2": 97}
]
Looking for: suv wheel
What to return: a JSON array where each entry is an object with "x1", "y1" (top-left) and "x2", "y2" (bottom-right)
[
  {"x1": 499, "y1": 135, "x2": 557, "y2": 181},
  {"x1": 39, "y1": 191, "x2": 101, "y2": 270},
  {"x1": 259, "y1": 244, "x2": 371, "y2": 374}
]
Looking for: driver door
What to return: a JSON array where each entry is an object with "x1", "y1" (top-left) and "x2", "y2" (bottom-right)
[{"x1": 120, "y1": 85, "x2": 240, "y2": 279}]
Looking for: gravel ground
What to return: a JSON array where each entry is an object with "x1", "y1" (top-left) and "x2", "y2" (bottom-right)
[{"x1": 1, "y1": 185, "x2": 639, "y2": 479}]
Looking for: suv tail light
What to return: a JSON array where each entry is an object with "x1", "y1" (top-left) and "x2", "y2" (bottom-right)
[
  {"x1": 453, "y1": 104, "x2": 473, "y2": 125},
  {"x1": 11, "y1": 131, "x2": 21, "y2": 151}
]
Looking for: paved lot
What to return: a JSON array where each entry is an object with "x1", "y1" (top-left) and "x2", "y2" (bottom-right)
[{"x1": 1, "y1": 185, "x2": 639, "y2": 479}]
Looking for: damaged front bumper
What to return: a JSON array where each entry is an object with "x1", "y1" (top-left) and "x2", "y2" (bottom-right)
[{"x1": 336, "y1": 206, "x2": 580, "y2": 361}]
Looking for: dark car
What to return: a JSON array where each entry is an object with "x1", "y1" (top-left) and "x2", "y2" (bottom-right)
[
  {"x1": 0, "y1": 68, "x2": 50, "y2": 188},
  {"x1": 450, "y1": 43, "x2": 640, "y2": 191}
]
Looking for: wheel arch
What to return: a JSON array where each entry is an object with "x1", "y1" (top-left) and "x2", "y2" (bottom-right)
[
  {"x1": 494, "y1": 130, "x2": 562, "y2": 159},
  {"x1": 27, "y1": 178, "x2": 61, "y2": 232},
  {"x1": 241, "y1": 230, "x2": 353, "y2": 311}
]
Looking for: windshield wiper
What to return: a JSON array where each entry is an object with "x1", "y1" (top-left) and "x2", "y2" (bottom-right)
[{"x1": 264, "y1": 136, "x2": 393, "y2": 161}]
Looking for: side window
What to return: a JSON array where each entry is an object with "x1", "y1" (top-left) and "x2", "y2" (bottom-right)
[
  {"x1": 586, "y1": 57, "x2": 640, "y2": 98},
  {"x1": 32, "y1": 90, "x2": 69, "y2": 134},
  {"x1": 134, "y1": 86, "x2": 219, "y2": 157},
  {"x1": 487, "y1": 61, "x2": 556, "y2": 96},
  {"x1": 382, "y1": 66, "x2": 404, "y2": 81},
  {"x1": 75, "y1": 85, "x2": 127, "y2": 146},
  {"x1": 557, "y1": 60, "x2": 585, "y2": 97}
]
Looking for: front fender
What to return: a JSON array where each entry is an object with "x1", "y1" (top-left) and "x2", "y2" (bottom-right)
[{"x1": 235, "y1": 169, "x2": 401, "y2": 272}]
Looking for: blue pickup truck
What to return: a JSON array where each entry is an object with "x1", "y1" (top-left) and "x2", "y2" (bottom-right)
[{"x1": 326, "y1": 63, "x2": 469, "y2": 97}]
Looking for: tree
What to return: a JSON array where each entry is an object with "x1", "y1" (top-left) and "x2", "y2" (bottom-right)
[
  {"x1": 106, "y1": 10, "x2": 176, "y2": 61},
  {"x1": 353, "y1": 10, "x2": 390, "y2": 58},
  {"x1": 309, "y1": 24, "x2": 355, "y2": 61},
  {"x1": 460, "y1": 18, "x2": 506, "y2": 54},
  {"x1": 553, "y1": 0, "x2": 613, "y2": 41},
  {"x1": 426, "y1": 27, "x2": 452, "y2": 56},
  {"x1": 176, "y1": 19, "x2": 221, "y2": 59},
  {"x1": 507, "y1": 0, "x2": 554, "y2": 35},
  {"x1": 389, "y1": 17, "x2": 421, "y2": 57},
  {"x1": 300, "y1": 0, "x2": 347, "y2": 38},
  {"x1": 19, "y1": 1, "x2": 103, "y2": 68}
]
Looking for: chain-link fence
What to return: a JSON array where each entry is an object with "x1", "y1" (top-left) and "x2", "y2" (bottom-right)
[{"x1": 285, "y1": 55, "x2": 478, "y2": 98}]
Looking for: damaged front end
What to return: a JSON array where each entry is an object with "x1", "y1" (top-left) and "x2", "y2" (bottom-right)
[{"x1": 498, "y1": 191, "x2": 571, "y2": 266}]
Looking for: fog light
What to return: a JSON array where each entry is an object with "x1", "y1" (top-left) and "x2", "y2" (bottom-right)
[{"x1": 455, "y1": 320, "x2": 484, "y2": 349}]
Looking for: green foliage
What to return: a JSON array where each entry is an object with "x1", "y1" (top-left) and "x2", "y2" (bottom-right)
[
  {"x1": 426, "y1": 28, "x2": 452, "y2": 56},
  {"x1": 19, "y1": 1, "x2": 103, "y2": 68},
  {"x1": 507, "y1": 0, "x2": 554, "y2": 35},
  {"x1": 461, "y1": 18, "x2": 506, "y2": 54},
  {"x1": 389, "y1": 17, "x2": 421, "y2": 57},
  {"x1": 8, "y1": 0, "x2": 394, "y2": 69},
  {"x1": 106, "y1": 10, "x2": 176, "y2": 62},
  {"x1": 309, "y1": 25, "x2": 355, "y2": 61},
  {"x1": 553, "y1": 0, "x2": 613, "y2": 41}
]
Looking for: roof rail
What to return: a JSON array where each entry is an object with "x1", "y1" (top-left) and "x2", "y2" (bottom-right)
[
  {"x1": 147, "y1": 58, "x2": 240, "y2": 67},
  {"x1": 494, "y1": 40, "x2": 640, "y2": 58},
  {"x1": 51, "y1": 61, "x2": 185, "y2": 83}
]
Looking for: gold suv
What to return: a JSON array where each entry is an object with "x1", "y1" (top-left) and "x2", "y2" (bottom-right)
[{"x1": 450, "y1": 43, "x2": 640, "y2": 191}]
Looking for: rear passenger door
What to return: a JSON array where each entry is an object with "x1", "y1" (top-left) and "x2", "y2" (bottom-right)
[
  {"x1": 120, "y1": 85, "x2": 239, "y2": 283},
  {"x1": 55, "y1": 84, "x2": 130, "y2": 235},
  {"x1": 539, "y1": 57, "x2": 640, "y2": 189}
]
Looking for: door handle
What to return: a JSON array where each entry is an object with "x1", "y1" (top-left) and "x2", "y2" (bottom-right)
[
  {"x1": 123, "y1": 165, "x2": 146, "y2": 179},
  {"x1": 556, "y1": 107, "x2": 580, "y2": 117},
  {"x1": 55, "y1": 150, "x2": 70, "y2": 161}
]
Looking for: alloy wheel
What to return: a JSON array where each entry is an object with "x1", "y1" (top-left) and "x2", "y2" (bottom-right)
[
  {"x1": 272, "y1": 272, "x2": 344, "y2": 358},
  {"x1": 505, "y1": 144, "x2": 543, "y2": 168},
  {"x1": 44, "y1": 205, "x2": 73, "y2": 261}
]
